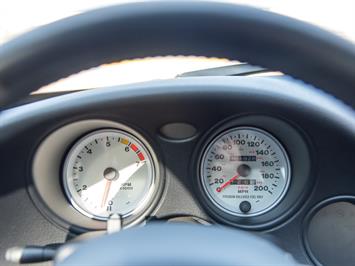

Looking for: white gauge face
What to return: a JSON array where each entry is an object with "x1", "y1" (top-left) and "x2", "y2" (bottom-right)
[
  {"x1": 200, "y1": 127, "x2": 291, "y2": 217},
  {"x1": 63, "y1": 129, "x2": 156, "y2": 220}
]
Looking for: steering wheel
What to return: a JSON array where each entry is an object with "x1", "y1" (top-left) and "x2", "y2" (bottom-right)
[{"x1": 1, "y1": 1, "x2": 354, "y2": 265}]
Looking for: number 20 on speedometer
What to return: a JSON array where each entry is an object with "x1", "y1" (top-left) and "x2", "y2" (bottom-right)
[{"x1": 200, "y1": 127, "x2": 291, "y2": 217}]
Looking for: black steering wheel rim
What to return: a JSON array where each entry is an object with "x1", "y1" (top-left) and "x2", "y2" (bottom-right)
[
  {"x1": 0, "y1": 1, "x2": 354, "y2": 265},
  {"x1": 55, "y1": 223, "x2": 301, "y2": 266},
  {"x1": 0, "y1": 1, "x2": 354, "y2": 108}
]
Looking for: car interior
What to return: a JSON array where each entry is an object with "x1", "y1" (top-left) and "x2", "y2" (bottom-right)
[{"x1": 0, "y1": 1, "x2": 354, "y2": 265}]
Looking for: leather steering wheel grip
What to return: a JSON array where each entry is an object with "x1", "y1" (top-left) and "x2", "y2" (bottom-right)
[
  {"x1": 0, "y1": 1, "x2": 352, "y2": 264},
  {"x1": 55, "y1": 223, "x2": 303, "y2": 266},
  {"x1": 0, "y1": 1, "x2": 354, "y2": 107}
]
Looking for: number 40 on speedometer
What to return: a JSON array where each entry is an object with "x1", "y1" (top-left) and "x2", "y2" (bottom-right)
[{"x1": 200, "y1": 127, "x2": 291, "y2": 217}]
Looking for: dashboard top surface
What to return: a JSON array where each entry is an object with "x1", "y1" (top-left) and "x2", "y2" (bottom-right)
[{"x1": 0, "y1": 76, "x2": 354, "y2": 265}]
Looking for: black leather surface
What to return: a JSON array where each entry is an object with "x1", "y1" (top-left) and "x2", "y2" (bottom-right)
[
  {"x1": 0, "y1": 2, "x2": 354, "y2": 265},
  {"x1": 56, "y1": 223, "x2": 302, "y2": 265},
  {"x1": 0, "y1": 1, "x2": 354, "y2": 107}
]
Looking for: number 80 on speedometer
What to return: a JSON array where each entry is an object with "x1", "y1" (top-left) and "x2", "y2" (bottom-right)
[{"x1": 200, "y1": 127, "x2": 291, "y2": 217}]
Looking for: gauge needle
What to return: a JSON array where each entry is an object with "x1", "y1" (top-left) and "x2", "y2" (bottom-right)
[
  {"x1": 101, "y1": 180, "x2": 112, "y2": 208},
  {"x1": 101, "y1": 161, "x2": 146, "y2": 208},
  {"x1": 216, "y1": 174, "x2": 239, "y2": 192}
]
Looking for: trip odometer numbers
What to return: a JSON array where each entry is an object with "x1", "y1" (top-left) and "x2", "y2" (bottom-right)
[{"x1": 200, "y1": 127, "x2": 291, "y2": 217}]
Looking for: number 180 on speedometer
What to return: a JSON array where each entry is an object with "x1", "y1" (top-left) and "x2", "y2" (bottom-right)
[{"x1": 200, "y1": 127, "x2": 291, "y2": 217}]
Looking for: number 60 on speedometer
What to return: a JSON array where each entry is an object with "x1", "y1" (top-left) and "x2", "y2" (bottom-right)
[{"x1": 200, "y1": 127, "x2": 291, "y2": 217}]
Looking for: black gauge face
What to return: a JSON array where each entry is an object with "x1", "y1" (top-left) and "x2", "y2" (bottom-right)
[{"x1": 200, "y1": 127, "x2": 291, "y2": 217}]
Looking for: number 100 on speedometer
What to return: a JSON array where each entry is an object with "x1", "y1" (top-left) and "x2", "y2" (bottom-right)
[{"x1": 200, "y1": 127, "x2": 291, "y2": 217}]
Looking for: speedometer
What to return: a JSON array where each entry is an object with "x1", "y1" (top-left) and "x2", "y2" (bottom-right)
[
  {"x1": 63, "y1": 129, "x2": 156, "y2": 220},
  {"x1": 200, "y1": 127, "x2": 290, "y2": 217}
]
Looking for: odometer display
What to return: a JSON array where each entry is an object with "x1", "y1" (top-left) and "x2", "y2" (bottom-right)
[{"x1": 200, "y1": 127, "x2": 291, "y2": 217}]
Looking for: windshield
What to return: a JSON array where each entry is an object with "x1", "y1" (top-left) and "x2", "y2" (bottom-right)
[{"x1": 1, "y1": 0, "x2": 353, "y2": 94}]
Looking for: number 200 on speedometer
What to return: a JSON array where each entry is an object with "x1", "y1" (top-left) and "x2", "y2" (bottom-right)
[{"x1": 200, "y1": 127, "x2": 291, "y2": 217}]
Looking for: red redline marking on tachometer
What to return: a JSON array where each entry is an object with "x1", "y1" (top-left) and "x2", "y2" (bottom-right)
[
  {"x1": 130, "y1": 143, "x2": 138, "y2": 152},
  {"x1": 216, "y1": 174, "x2": 239, "y2": 193},
  {"x1": 137, "y1": 152, "x2": 145, "y2": 161}
]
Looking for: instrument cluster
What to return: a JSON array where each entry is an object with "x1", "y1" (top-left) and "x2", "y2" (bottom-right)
[{"x1": 30, "y1": 114, "x2": 312, "y2": 230}]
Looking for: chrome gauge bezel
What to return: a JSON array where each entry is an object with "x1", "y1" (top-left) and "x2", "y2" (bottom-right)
[
  {"x1": 32, "y1": 119, "x2": 164, "y2": 231},
  {"x1": 200, "y1": 126, "x2": 291, "y2": 217},
  {"x1": 63, "y1": 128, "x2": 157, "y2": 221},
  {"x1": 193, "y1": 115, "x2": 312, "y2": 229}
]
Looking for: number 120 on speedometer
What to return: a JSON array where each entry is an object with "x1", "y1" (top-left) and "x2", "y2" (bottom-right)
[{"x1": 200, "y1": 127, "x2": 291, "y2": 217}]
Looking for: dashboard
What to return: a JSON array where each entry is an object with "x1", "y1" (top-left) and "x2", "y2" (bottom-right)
[
  {"x1": 32, "y1": 114, "x2": 309, "y2": 231},
  {"x1": 1, "y1": 76, "x2": 354, "y2": 265}
]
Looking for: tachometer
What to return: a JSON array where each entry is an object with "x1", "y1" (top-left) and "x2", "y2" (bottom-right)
[
  {"x1": 200, "y1": 127, "x2": 290, "y2": 217},
  {"x1": 63, "y1": 129, "x2": 156, "y2": 220}
]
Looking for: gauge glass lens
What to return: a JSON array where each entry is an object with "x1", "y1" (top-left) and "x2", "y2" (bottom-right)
[
  {"x1": 63, "y1": 129, "x2": 155, "y2": 220},
  {"x1": 200, "y1": 127, "x2": 290, "y2": 217}
]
